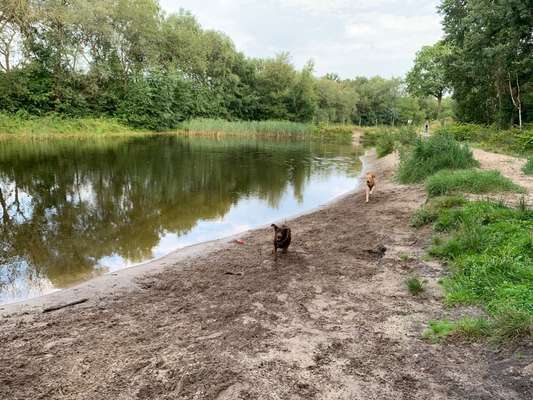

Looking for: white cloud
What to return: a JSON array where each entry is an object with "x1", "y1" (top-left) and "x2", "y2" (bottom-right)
[{"x1": 159, "y1": 0, "x2": 443, "y2": 78}]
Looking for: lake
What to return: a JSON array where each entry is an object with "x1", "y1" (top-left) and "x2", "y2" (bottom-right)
[{"x1": 0, "y1": 134, "x2": 361, "y2": 304}]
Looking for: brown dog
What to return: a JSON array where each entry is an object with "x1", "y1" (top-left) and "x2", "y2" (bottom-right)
[
  {"x1": 271, "y1": 224, "x2": 291, "y2": 260},
  {"x1": 365, "y1": 172, "x2": 376, "y2": 203}
]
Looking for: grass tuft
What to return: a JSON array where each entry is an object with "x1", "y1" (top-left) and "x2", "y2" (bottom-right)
[
  {"x1": 522, "y1": 157, "x2": 533, "y2": 175},
  {"x1": 425, "y1": 169, "x2": 524, "y2": 198},
  {"x1": 406, "y1": 276, "x2": 424, "y2": 296},
  {"x1": 410, "y1": 195, "x2": 467, "y2": 228},
  {"x1": 397, "y1": 134, "x2": 479, "y2": 183},
  {"x1": 423, "y1": 320, "x2": 455, "y2": 343},
  {"x1": 423, "y1": 317, "x2": 491, "y2": 343}
]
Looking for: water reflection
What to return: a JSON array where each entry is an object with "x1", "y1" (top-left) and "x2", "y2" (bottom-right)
[{"x1": 0, "y1": 135, "x2": 361, "y2": 304}]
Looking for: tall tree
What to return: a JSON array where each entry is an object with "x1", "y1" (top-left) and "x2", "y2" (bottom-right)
[{"x1": 406, "y1": 41, "x2": 451, "y2": 119}]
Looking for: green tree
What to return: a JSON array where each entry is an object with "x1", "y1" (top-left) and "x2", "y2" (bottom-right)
[
  {"x1": 439, "y1": 0, "x2": 532, "y2": 128},
  {"x1": 406, "y1": 42, "x2": 451, "y2": 119}
]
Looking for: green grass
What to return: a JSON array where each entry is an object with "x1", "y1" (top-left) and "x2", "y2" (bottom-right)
[
  {"x1": 423, "y1": 317, "x2": 492, "y2": 343},
  {"x1": 425, "y1": 169, "x2": 524, "y2": 198},
  {"x1": 423, "y1": 320, "x2": 456, "y2": 342},
  {"x1": 406, "y1": 276, "x2": 424, "y2": 296},
  {"x1": 410, "y1": 195, "x2": 467, "y2": 228},
  {"x1": 397, "y1": 133, "x2": 479, "y2": 183},
  {"x1": 0, "y1": 112, "x2": 140, "y2": 136},
  {"x1": 399, "y1": 252, "x2": 410, "y2": 262},
  {"x1": 424, "y1": 200, "x2": 533, "y2": 342},
  {"x1": 181, "y1": 118, "x2": 315, "y2": 136},
  {"x1": 523, "y1": 157, "x2": 533, "y2": 175}
]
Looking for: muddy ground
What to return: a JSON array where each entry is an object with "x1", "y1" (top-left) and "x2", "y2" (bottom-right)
[{"x1": 1, "y1": 152, "x2": 532, "y2": 400}]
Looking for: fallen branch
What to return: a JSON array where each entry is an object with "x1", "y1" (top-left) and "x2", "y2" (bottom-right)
[
  {"x1": 43, "y1": 298, "x2": 88, "y2": 313},
  {"x1": 224, "y1": 271, "x2": 243, "y2": 276}
]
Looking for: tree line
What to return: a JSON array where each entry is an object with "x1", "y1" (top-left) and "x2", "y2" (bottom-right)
[
  {"x1": 0, "y1": 0, "x2": 442, "y2": 131},
  {"x1": 408, "y1": 0, "x2": 532, "y2": 129}
]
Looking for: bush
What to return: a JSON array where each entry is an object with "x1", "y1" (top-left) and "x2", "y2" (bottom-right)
[
  {"x1": 437, "y1": 123, "x2": 533, "y2": 154},
  {"x1": 425, "y1": 169, "x2": 524, "y2": 197},
  {"x1": 397, "y1": 134, "x2": 479, "y2": 183},
  {"x1": 376, "y1": 134, "x2": 395, "y2": 158},
  {"x1": 362, "y1": 126, "x2": 418, "y2": 158},
  {"x1": 435, "y1": 123, "x2": 486, "y2": 142}
]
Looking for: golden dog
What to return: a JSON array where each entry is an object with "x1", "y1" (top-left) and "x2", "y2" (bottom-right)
[{"x1": 365, "y1": 172, "x2": 376, "y2": 203}]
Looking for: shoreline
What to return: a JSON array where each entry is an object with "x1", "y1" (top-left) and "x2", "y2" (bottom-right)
[
  {"x1": 1, "y1": 150, "x2": 531, "y2": 399},
  {"x1": 1, "y1": 150, "x2": 375, "y2": 315}
]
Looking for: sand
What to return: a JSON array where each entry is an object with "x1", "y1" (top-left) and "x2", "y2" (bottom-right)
[{"x1": 1, "y1": 150, "x2": 532, "y2": 400}]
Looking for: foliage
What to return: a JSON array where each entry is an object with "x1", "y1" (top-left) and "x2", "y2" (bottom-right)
[
  {"x1": 425, "y1": 169, "x2": 524, "y2": 198},
  {"x1": 0, "y1": 0, "x2": 427, "y2": 131},
  {"x1": 362, "y1": 126, "x2": 418, "y2": 158},
  {"x1": 397, "y1": 134, "x2": 478, "y2": 183},
  {"x1": 406, "y1": 42, "x2": 452, "y2": 117},
  {"x1": 438, "y1": 0, "x2": 533, "y2": 128},
  {"x1": 435, "y1": 124, "x2": 533, "y2": 154}
]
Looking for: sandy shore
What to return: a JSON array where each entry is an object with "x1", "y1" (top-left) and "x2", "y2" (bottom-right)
[{"x1": 1, "y1": 151, "x2": 531, "y2": 400}]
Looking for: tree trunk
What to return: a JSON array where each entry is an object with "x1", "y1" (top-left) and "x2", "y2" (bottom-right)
[
  {"x1": 436, "y1": 93, "x2": 442, "y2": 120},
  {"x1": 0, "y1": 187, "x2": 10, "y2": 224},
  {"x1": 508, "y1": 72, "x2": 523, "y2": 130}
]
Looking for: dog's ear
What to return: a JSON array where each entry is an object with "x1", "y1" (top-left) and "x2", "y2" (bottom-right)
[{"x1": 271, "y1": 224, "x2": 278, "y2": 230}]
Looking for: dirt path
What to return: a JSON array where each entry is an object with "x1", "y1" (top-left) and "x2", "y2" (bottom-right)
[
  {"x1": 1, "y1": 153, "x2": 532, "y2": 400},
  {"x1": 473, "y1": 149, "x2": 533, "y2": 205}
]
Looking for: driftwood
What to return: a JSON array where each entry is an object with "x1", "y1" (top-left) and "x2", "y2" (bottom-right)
[{"x1": 43, "y1": 298, "x2": 88, "y2": 313}]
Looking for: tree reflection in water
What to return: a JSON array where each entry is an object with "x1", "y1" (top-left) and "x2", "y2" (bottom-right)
[{"x1": 0, "y1": 135, "x2": 361, "y2": 303}]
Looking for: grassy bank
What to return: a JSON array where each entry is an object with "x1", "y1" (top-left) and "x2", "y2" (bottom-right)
[
  {"x1": 425, "y1": 169, "x2": 523, "y2": 198},
  {"x1": 0, "y1": 113, "x2": 143, "y2": 136},
  {"x1": 0, "y1": 114, "x2": 362, "y2": 141},
  {"x1": 417, "y1": 198, "x2": 533, "y2": 342},
  {"x1": 395, "y1": 133, "x2": 532, "y2": 342}
]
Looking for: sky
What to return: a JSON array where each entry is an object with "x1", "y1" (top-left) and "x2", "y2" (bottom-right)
[{"x1": 159, "y1": 0, "x2": 443, "y2": 79}]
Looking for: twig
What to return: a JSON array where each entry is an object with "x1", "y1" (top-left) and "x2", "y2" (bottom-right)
[{"x1": 43, "y1": 298, "x2": 88, "y2": 313}]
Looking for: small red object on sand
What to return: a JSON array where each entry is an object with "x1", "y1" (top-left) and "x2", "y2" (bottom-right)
[{"x1": 235, "y1": 239, "x2": 245, "y2": 245}]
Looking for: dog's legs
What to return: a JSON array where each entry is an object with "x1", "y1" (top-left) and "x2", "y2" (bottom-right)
[
  {"x1": 273, "y1": 245, "x2": 278, "y2": 260},
  {"x1": 370, "y1": 185, "x2": 374, "y2": 194},
  {"x1": 365, "y1": 186, "x2": 370, "y2": 203}
]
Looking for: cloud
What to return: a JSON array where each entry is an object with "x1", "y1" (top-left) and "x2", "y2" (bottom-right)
[{"x1": 159, "y1": 0, "x2": 443, "y2": 78}]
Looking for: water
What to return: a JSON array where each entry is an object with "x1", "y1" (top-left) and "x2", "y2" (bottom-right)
[{"x1": 0, "y1": 134, "x2": 361, "y2": 304}]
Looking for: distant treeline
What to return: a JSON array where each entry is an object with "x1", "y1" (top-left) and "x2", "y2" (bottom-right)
[{"x1": 0, "y1": 0, "x2": 445, "y2": 131}]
